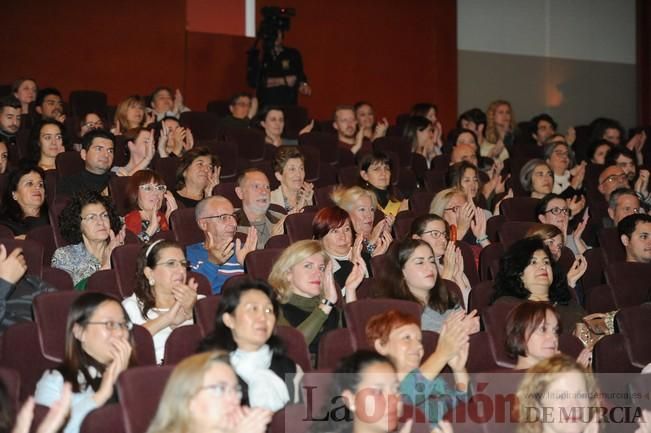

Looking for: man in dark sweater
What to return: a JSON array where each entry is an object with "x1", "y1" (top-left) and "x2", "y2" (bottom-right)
[
  {"x1": 216, "y1": 93, "x2": 258, "y2": 130},
  {"x1": 57, "y1": 129, "x2": 115, "y2": 197},
  {"x1": 0, "y1": 96, "x2": 22, "y2": 162}
]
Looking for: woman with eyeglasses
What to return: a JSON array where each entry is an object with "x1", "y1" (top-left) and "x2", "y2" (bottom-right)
[
  {"x1": 123, "y1": 239, "x2": 202, "y2": 364},
  {"x1": 544, "y1": 135, "x2": 586, "y2": 196},
  {"x1": 28, "y1": 119, "x2": 67, "y2": 171},
  {"x1": 409, "y1": 214, "x2": 472, "y2": 307},
  {"x1": 52, "y1": 191, "x2": 126, "y2": 289},
  {"x1": 535, "y1": 193, "x2": 590, "y2": 257},
  {"x1": 173, "y1": 147, "x2": 221, "y2": 209},
  {"x1": 146, "y1": 351, "x2": 272, "y2": 433},
  {"x1": 34, "y1": 292, "x2": 135, "y2": 433},
  {"x1": 429, "y1": 188, "x2": 490, "y2": 250},
  {"x1": 199, "y1": 277, "x2": 302, "y2": 411},
  {"x1": 124, "y1": 170, "x2": 178, "y2": 242}
]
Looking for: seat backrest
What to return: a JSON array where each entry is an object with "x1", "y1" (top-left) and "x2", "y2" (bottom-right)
[
  {"x1": 344, "y1": 299, "x2": 422, "y2": 349},
  {"x1": 498, "y1": 221, "x2": 539, "y2": 248},
  {"x1": 86, "y1": 269, "x2": 121, "y2": 297},
  {"x1": 55, "y1": 151, "x2": 85, "y2": 178},
  {"x1": 131, "y1": 324, "x2": 157, "y2": 366},
  {"x1": 456, "y1": 240, "x2": 480, "y2": 287},
  {"x1": 0, "y1": 366, "x2": 20, "y2": 410},
  {"x1": 468, "y1": 280, "x2": 496, "y2": 316},
  {"x1": 499, "y1": 197, "x2": 540, "y2": 221},
  {"x1": 593, "y1": 334, "x2": 639, "y2": 373},
  {"x1": 68, "y1": 90, "x2": 108, "y2": 118},
  {"x1": 221, "y1": 127, "x2": 266, "y2": 161},
  {"x1": 48, "y1": 196, "x2": 72, "y2": 248},
  {"x1": 108, "y1": 176, "x2": 132, "y2": 216},
  {"x1": 616, "y1": 304, "x2": 651, "y2": 368},
  {"x1": 0, "y1": 238, "x2": 44, "y2": 277},
  {"x1": 423, "y1": 170, "x2": 447, "y2": 194},
  {"x1": 244, "y1": 248, "x2": 283, "y2": 280},
  {"x1": 169, "y1": 208, "x2": 203, "y2": 246},
  {"x1": 285, "y1": 211, "x2": 316, "y2": 243},
  {"x1": 372, "y1": 136, "x2": 412, "y2": 167},
  {"x1": 211, "y1": 181, "x2": 241, "y2": 207},
  {"x1": 604, "y1": 262, "x2": 651, "y2": 308},
  {"x1": 33, "y1": 291, "x2": 81, "y2": 362},
  {"x1": 483, "y1": 300, "x2": 521, "y2": 368},
  {"x1": 276, "y1": 325, "x2": 312, "y2": 372},
  {"x1": 1, "y1": 322, "x2": 58, "y2": 401},
  {"x1": 479, "y1": 243, "x2": 505, "y2": 282},
  {"x1": 80, "y1": 403, "x2": 125, "y2": 433},
  {"x1": 26, "y1": 224, "x2": 57, "y2": 266},
  {"x1": 299, "y1": 132, "x2": 339, "y2": 166},
  {"x1": 179, "y1": 111, "x2": 220, "y2": 141},
  {"x1": 317, "y1": 328, "x2": 355, "y2": 370},
  {"x1": 409, "y1": 190, "x2": 434, "y2": 216},
  {"x1": 152, "y1": 157, "x2": 180, "y2": 192},
  {"x1": 269, "y1": 403, "x2": 312, "y2": 433},
  {"x1": 163, "y1": 324, "x2": 203, "y2": 365},
  {"x1": 194, "y1": 295, "x2": 221, "y2": 336},
  {"x1": 314, "y1": 185, "x2": 336, "y2": 207},
  {"x1": 466, "y1": 331, "x2": 500, "y2": 373},
  {"x1": 597, "y1": 227, "x2": 626, "y2": 264},
  {"x1": 118, "y1": 366, "x2": 174, "y2": 433},
  {"x1": 112, "y1": 244, "x2": 142, "y2": 297}
]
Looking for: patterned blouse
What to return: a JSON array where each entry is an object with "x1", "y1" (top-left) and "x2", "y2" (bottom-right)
[{"x1": 51, "y1": 243, "x2": 102, "y2": 288}]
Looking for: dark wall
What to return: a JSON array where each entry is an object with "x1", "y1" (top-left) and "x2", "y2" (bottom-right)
[{"x1": 1, "y1": 0, "x2": 457, "y2": 128}]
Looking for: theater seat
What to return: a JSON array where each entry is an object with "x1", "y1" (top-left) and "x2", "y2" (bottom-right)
[
  {"x1": 604, "y1": 262, "x2": 651, "y2": 308},
  {"x1": 244, "y1": 248, "x2": 283, "y2": 280},
  {"x1": 80, "y1": 403, "x2": 125, "y2": 433},
  {"x1": 163, "y1": 324, "x2": 202, "y2": 365},
  {"x1": 194, "y1": 294, "x2": 221, "y2": 336},
  {"x1": 317, "y1": 328, "x2": 355, "y2": 370},
  {"x1": 276, "y1": 325, "x2": 312, "y2": 372},
  {"x1": 499, "y1": 197, "x2": 540, "y2": 222},
  {"x1": 118, "y1": 366, "x2": 174, "y2": 433}
]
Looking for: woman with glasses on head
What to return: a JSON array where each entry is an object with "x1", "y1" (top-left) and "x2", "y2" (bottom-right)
[
  {"x1": 123, "y1": 239, "x2": 202, "y2": 364},
  {"x1": 28, "y1": 119, "x2": 67, "y2": 171},
  {"x1": 146, "y1": 351, "x2": 272, "y2": 433},
  {"x1": 535, "y1": 193, "x2": 590, "y2": 257},
  {"x1": 410, "y1": 214, "x2": 472, "y2": 307},
  {"x1": 124, "y1": 170, "x2": 178, "y2": 242},
  {"x1": 173, "y1": 147, "x2": 221, "y2": 209},
  {"x1": 52, "y1": 191, "x2": 126, "y2": 289},
  {"x1": 35, "y1": 292, "x2": 135, "y2": 433}
]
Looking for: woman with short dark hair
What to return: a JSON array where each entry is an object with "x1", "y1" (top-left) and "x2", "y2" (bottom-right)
[
  {"x1": 173, "y1": 147, "x2": 221, "y2": 208},
  {"x1": 0, "y1": 163, "x2": 49, "y2": 237}
]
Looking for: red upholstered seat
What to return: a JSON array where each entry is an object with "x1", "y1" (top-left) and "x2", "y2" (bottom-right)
[
  {"x1": 118, "y1": 366, "x2": 174, "y2": 433},
  {"x1": 244, "y1": 248, "x2": 284, "y2": 280},
  {"x1": 163, "y1": 324, "x2": 202, "y2": 365}
]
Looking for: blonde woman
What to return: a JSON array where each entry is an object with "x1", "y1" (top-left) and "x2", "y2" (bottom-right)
[
  {"x1": 331, "y1": 185, "x2": 392, "y2": 256},
  {"x1": 269, "y1": 240, "x2": 363, "y2": 353},
  {"x1": 146, "y1": 351, "x2": 272, "y2": 433},
  {"x1": 112, "y1": 96, "x2": 153, "y2": 134},
  {"x1": 429, "y1": 188, "x2": 489, "y2": 247},
  {"x1": 482, "y1": 100, "x2": 515, "y2": 162},
  {"x1": 515, "y1": 355, "x2": 601, "y2": 433}
]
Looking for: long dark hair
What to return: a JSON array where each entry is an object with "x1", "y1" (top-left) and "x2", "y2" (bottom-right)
[
  {"x1": 379, "y1": 238, "x2": 459, "y2": 313},
  {"x1": 59, "y1": 292, "x2": 136, "y2": 392},
  {"x1": 28, "y1": 119, "x2": 68, "y2": 162},
  {"x1": 134, "y1": 240, "x2": 184, "y2": 317},
  {"x1": 199, "y1": 276, "x2": 284, "y2": 354},
  {"x1": 309, "y1": 351, "x2": 395, "y2": 433},
  {"x1": 0, "y1": 162, "x2": 48, "y2": 222},
  {"x1": 492, "y1": 237, "x2": 571, "y2": 304}
]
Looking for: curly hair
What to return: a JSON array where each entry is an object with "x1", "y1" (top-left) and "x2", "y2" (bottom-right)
[
  {"x1": 378, "y1": 238, "x2": 459, "y2": 313},
  {"x1": 492, "y1": 238, "x2": 571, "y2": 305},
  {"x1": 58, "y1": 190, "x2": 122, "y2": 244},
  {"x1": 0, "y1": 162, "x2": 48, "y2": 223},
  {"x1": 134, "y1": 239, "x2": 184, "y2": 318}
]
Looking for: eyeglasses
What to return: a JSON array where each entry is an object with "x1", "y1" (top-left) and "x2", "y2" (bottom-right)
[
  {"x1": 139, "y1": 184, "x2": 167, "y2": 193},
  {"x1": 199, "y1": 383, "x2": 243, "y2": 399},
  {"x1": 83, "y1": 121, "x2": 103, "y2": 129},
  {"x1": 421, "y1": 229, "x2": 447, "y2": 240},
  {"x1": 155, "y1": 259, "x2": 189, "y2": 269},
  {"x1": 444, "y1": 206, "x2": 461, "y2": 213},
  {"x1": 544, "y1": 207, "x2": 570, "y2": 216},
  {"x1": 86, "y1": 321, "x2": 133, "y2": 332},
  {"x1": 600, "y1": 174, "x2": 628, "y2": 185},
  {"x1": 201, "y1": 213, "x2": 239, "y2": 224},
  {"x1": 81, "y1": 212, "x2": 110, "y2": 223}
]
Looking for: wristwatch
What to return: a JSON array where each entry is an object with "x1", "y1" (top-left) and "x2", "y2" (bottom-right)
[{"x1": 320, "y1": 298, "x2": 336, "y2": 308}]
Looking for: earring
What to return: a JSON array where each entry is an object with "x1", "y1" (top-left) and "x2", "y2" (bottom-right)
[{"x1": 149, "y1": 278, "x2": 155, "y2": 286}]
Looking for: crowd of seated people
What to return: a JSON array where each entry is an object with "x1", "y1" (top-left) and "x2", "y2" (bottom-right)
[{"x1": 0, "y1": 81, "x2": 650, "y2": 433}]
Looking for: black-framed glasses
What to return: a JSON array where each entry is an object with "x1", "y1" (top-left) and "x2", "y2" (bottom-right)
[
  {"x1": 201, "y1": 213, "x2": 239, "y2": 224},
  {"x1": 421, "y1": 229, "x2": 447, "y2": 240},
  {"x1": 199, "y1": 383, "x2": 243, "y2": 398},
  {"x1": 86, "y1": 321, "x2": 133, "y2": 332},
  {"x1": 544, "y1": 207, "x2": 570, "y2": 216},
  {"x1": 600, "y1": 174, "x2": 628, "y2": 185}
]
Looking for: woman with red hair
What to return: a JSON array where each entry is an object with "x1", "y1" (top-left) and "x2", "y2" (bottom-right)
[
  {"x1": 124, "y1": 169, "x2": 177, "y2": 242},
  {"x1": 366, "y1": 309, "x2": 473, "y2": 426}
]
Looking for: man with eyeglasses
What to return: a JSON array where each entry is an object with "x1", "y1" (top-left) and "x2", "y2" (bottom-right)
[
  {"x1": 234, "y1": 168, "x2": 286, "y2": 248},
  {"x1": 618, "y1": 213, "x2": 651, "y2": 264},
  {"x1": 57, "y1": 129, "x2": 115, "y2": 197},
  {"x1": 598, "y1": 165, "x2": 630, "y2": 202},
  {"x1": 35, "y1": 88, "x2": 65, "y2": 123},
  {"x1": 187, "y1": 196, "x2": 257, "y2": 294},
  {"x1": 0, "y1": 244, "x2": 54, "y2": 332}
]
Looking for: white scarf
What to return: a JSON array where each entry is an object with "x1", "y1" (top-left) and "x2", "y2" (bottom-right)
[{"x1": 229, "y1": 344, "x2": 290, "y2": 411}]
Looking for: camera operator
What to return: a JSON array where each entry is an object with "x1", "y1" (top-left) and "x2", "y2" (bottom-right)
[{"x1": 258, "y1": 29, "x2": 312, "y2": 106}]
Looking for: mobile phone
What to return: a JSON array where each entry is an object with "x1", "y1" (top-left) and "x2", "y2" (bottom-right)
[{"x1": 450, "y1": 224, "x2": 457, "y2": 242}]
